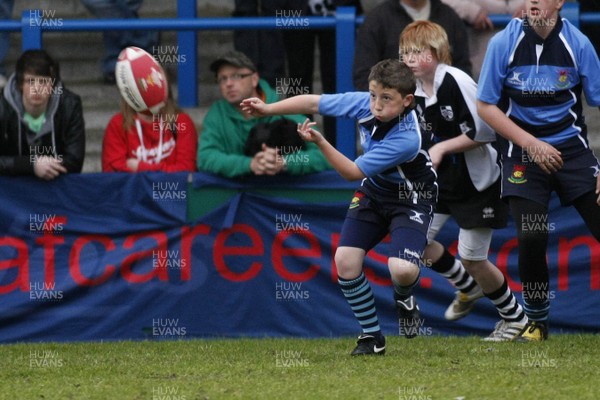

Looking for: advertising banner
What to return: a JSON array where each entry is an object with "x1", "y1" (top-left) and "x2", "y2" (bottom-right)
[{"x1": 0, "y1": 173, "x2": 598, "y2": 342}]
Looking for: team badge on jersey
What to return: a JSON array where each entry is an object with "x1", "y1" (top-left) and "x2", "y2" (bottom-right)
[
  {"x1": 508, "y1": 164, "x2": 527, "y2": 184},
  {"x1": 440, "y1": 105, "x2": 454, "y2": 121},
  {"x1": 349, "y1": 192, "x2": 364, "y2": 209},
  {"x1": 556, "y1": 69, "x2": 571, "y2": 89}
]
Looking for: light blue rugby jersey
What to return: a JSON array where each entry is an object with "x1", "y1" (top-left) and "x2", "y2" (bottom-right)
[
  {"x1": 318, "y1": 92, "x2": 436, "y2": 198},
  {"x1": 478, "y1": 17, "x2": 600, "y2": 148}
]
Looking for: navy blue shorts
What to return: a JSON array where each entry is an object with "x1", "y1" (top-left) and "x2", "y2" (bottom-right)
[
  {"x1": 501, "y1": 137, "x2": 600, "y2": 206},
  {"x1": 338, "y1": 184, "x2": 434, "y2": 265}
]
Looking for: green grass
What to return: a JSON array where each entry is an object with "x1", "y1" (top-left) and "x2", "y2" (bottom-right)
[{"x1": 1, "y1": 335, "x2": 600, "y2": 399}]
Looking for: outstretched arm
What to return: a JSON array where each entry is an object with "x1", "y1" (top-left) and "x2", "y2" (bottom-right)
[
  {"x1": 297, "y1": 119, "x2": 364, "y2": 181},
  {"x1": 240, "y1": 95, "x2": 321, "y2": 118}
]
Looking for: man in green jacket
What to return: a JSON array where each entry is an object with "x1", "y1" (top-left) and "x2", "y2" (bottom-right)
[{"x1": 197, "y1": 51, "x2": 331, "y2": 177}]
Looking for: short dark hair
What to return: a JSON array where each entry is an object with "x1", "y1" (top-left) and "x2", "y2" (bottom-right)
[
  {"x1": 368, "y1": 59, "x2": 415, "y2": 99},
  {"x1": 16, "y1": 49, "x2": 60, "y2": 90}
]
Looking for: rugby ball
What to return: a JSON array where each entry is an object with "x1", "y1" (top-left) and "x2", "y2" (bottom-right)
[{"x1": 115, "y1": 46, "x2": 168, "y2": 114}]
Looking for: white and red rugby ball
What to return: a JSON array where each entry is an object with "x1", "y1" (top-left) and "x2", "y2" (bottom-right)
[{"x1": 115, "y1": 46, "x2": 168, "y2": 114}]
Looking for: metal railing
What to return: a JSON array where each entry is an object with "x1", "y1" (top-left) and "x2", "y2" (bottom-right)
[{"x1": 1, "y1": 1, "x2": 598, "y2": 158}]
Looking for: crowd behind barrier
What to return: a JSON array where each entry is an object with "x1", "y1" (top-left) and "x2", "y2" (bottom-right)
[{"x1": 1, "y1": 1, "x2": 599, "y2": 159}]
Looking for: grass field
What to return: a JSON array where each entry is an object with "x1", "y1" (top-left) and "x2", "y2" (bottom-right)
[{"x1": 2, "y1": 335, "x2": 600, "y2": 400}]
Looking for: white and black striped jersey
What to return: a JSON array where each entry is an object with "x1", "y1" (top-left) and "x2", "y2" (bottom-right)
[{"x1": 415, "y1": 64, "x2": 499, "y2": 201}]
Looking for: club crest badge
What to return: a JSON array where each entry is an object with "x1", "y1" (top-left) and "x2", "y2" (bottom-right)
[
  {"x1": 440, "y1": 105, "x2": 454, "y2": 121},
  {"x1": 349, "y1": 192, "x2": 364, "y2": 209},
  {"x1": 556, "y1": 69, "x2": 571, "y2": 89},
  {"x1": 508, "y1": 164, "x2": 527, "y2": 184}
]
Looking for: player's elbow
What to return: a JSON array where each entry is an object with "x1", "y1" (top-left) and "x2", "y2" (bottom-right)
[
  {"x1": 339, "y1": 172, "x2": 363, "y2": 181},
  {"x1": 339, "y1": 166, "x2": 366, "y2": 181},
  {"x1": 476, "y1": 100, "x2": 494, "y2": 119}
]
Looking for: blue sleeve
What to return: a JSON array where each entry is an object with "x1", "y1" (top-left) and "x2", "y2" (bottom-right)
[
  {"x1": 578, "y1": 37, "x2": 600, "y2": 106},
  {"x1": 318, "y1": 92, "x2": 372, "y2": 120},
  {"x1": 477, "y1": 30, "x2": 511, "y2": 104},
  {"x1": 354, "y1": 120, "x2": 421, "y2": 177}
]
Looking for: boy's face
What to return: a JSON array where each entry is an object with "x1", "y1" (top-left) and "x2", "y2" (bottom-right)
[
  {"x1": 368, "y1": 81, "x2": 413, "y2": 122},
  {"x1": 402, "y1": 47, "x2": 437, "y2": 80},
  {"x1": 21, "y1": 73, "x2": 54, "y2": 112},
  {"x1": 526, "y1": 0, "x2": 564, "y2": 23}
]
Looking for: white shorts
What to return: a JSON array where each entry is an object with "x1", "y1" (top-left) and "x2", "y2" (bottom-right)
[{"x1": 427, "y1": 213, "x2": 493, "y2": 261}]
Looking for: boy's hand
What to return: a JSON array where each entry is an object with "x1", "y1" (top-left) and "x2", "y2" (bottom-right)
[
  {"x1": 33, "y1": 156, "x2": 68, "y2": 180},
  {"x1": 427, "y1": 144, "x2": 444, "y2": 170},
  {"x1": 126, "y1": 158, "x2": 140, "y2": 172},
  {"x1": 523, "y1": 138, "x2": 563, "y2": 174},
  {"x1": 472, "y1": 10, "x2": 493, "y2": 30},
  {"x1": 297, "y1": 118, "x2": 324, "y2": 144},
  {"x1": 250, "y1": 143, "x2": 286, "y2": 175},
  {"x1": 241, "y1": 97, "x2": 269, "y2": 117}
]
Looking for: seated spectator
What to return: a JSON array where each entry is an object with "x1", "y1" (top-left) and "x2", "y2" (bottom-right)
[
  {"x1": 0, "y1": 49, "x2": 85, "y2": 180},
  {"x1": 197, "y1": 51, "x2": 331, "y2": 178},
  {"x1": 353, "y1": 0, "x2": 472, "y2": 90},
  {"x1": 80, "y1": 0, "x2": 159, "y2": 84},
  {"x1": 102, "y1": 81, "x2": 197, "y2": 173}
]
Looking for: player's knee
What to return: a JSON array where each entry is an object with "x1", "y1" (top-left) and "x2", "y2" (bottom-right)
[
  {"x1": 461, "y1": 258, "x2": 486, "y2": 271},
  {"x1": 388, "y1": 257, "x2": 419, "y2": 285},
  {"x1": 335, "y1": 248, "x2": 362, "y2": 279}
]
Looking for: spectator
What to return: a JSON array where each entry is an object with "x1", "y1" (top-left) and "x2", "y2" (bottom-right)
[
  {"x1": 581, "y1": 1, "x2": 600, "y2": 56},
  {"x1": 80, "y1": 0, "x2": 159, "y2": 84},
  {"x1": 441, "y1": 0, "x2": 525, "y2": 30},
  {"x1": 0, "y1": 0, "x2": 14, "y2": 88},
  {"x1": 102, "y1": 81, "x2": 197, "y2": 172},
  {"x1": 281, "y1": 0, "x2": 364, "y2": 147},
  {"x1": 353, "y1": 0, "x2": 472, "y2": 91},
  {"x1": 0, "y1": 49, "x2": 85, "y2": 180},
  {"x1": 197, "y1": 51, "x2": 331, "y2": 178},
  {"x1": 233, "y1": 0, "x2": 285, "y2": 87},
  {"x1": 359, "y1": 0, "x2": 385, "y2": 14},
  {"x1": 441, "y1": 0, "x2": 526, "y2": 79}
]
